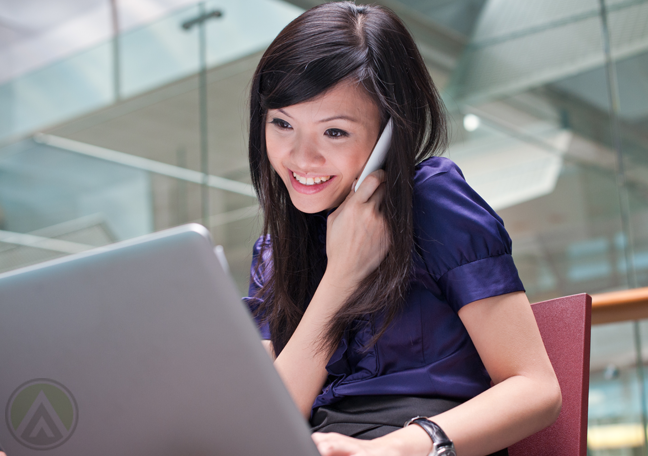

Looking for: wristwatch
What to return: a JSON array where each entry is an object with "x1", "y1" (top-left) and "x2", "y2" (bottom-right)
[{"x1": 404, "y1": 416, "x2": 456, "y2": 456}]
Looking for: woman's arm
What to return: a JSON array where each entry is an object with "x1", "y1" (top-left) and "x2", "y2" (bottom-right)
[
  {"x1": 260, "y1": 276, "x2": 360, "y2": 414},
  {"x1": 272, "y1": 272, "x2": 358, "y2": 417},
  {"x1": 313, "y1": 290, "x2": 561, "y2": 456},
  {"x1": 261, "y1": 340, "x2": 275, "y2": 358},
  {"x1": 273, "y1": 172, "x2": 390, "y2": 418},
  {"x1": 432, "y1": 291, "x2": 561, "y2": 454}
]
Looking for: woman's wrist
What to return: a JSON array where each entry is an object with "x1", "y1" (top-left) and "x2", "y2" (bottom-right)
[
  {"x1": 320, "y1": 269, "x2": 358, "y2": 301},
  {"x1": 373, "y1": 424, "x2": 434, "y2": 456}
]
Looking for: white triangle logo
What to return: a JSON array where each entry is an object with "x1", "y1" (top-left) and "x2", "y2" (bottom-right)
[{"x1": 15, "y1": 390, "x2": 68, "y2": 446}]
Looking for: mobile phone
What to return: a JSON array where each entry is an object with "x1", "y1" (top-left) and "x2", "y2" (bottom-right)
[{"x1": 354, "y1": 117, "x2": 393, "y2": 192}]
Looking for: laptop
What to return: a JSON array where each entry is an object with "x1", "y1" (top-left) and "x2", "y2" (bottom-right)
[{"x1": 0, "y1": 224, "x2": 321, "y2": 456}]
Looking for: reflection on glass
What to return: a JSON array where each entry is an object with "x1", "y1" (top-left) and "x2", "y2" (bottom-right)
[
  {"x1": 0, "y1": 0, "x2": 302, "y2": 143},
  {"x1": 120, "y1": 4, "x2": 201, "y2": 98},
  {"x1": 0, "y1": 139, "x2": 152, "y2": 273},
  {"x1": 0, "y1": 43, "x2": 113, "y2": 142}
]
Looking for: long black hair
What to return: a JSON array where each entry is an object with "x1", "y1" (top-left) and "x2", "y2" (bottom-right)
[{"x1": 248, "y1": 2, "x2": 447, "y2": 356}]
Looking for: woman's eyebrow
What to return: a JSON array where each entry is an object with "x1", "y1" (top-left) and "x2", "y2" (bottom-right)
[
  {"x1": 275, "y1": 108, "x2": 359, "y2": 123},
  {"x1": 277, "y1": 108, "x2": 293, "y2": 119},
  {"x1": 318, "y1": 115, "x2": 359, "y2": 123}
]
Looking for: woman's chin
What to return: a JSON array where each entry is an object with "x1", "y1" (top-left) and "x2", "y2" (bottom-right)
[
  {"x1": 288, "y1": 191, "x2": 340, "y2": 214},
  {"x1": 291, "y1": 199, "x2": 332, "y2": 214},
  {"x1": 286, "y1": 181, "x2": 349, "y2": 214}
]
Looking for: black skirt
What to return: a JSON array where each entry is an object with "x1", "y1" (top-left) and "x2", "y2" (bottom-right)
[{"x1": 311, "y1": 395, "x2": 508, "y2": 456}]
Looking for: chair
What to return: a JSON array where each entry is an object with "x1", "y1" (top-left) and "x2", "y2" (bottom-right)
[{"x1": 509, "y1": 293, "x2": 592, "y2": 456}]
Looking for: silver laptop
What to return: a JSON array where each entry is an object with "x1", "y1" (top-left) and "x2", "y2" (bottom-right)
[{"x1": 0, "y1": 224, "x2": 320, "y2": 456}]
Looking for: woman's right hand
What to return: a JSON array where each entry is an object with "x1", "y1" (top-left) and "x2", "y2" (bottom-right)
[
  {"x1": 273, "y1": 169, "x2": 389, "y2": 416},
  {"x1": 272, "y1": 170, "x2": 389, "y2": 417},
  {"x1": 324, "y1": 170, "x2": 390, "y2": 294}
]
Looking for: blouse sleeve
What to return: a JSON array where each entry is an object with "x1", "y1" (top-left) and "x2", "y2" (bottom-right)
[
  {"x1": 242, "y1": 235, "x2": 272, "y2": 340},
  {"x1": 413, "y1": 157, "x2": 525, "y2": 313}
]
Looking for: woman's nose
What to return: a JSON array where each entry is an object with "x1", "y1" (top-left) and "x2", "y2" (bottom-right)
[{"x1": 292, "y1": 136, "x2": 325, "y2": 167}]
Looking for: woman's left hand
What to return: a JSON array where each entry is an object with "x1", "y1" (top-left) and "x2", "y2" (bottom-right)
[{"x1": 312, "y1": 432, "x2": 397, "y2": 456}]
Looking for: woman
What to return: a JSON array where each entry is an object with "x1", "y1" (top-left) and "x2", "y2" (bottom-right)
[{"x1": 245, "y1": 3, "x2": 561, "y2": 456}]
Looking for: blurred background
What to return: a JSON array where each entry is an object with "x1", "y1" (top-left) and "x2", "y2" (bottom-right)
[{"x1": 0, "y1": 0, "x2": 647, "y2": 453}]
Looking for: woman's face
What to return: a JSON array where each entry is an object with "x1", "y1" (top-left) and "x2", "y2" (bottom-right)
[{"x1": 265, "y1": 80, "x2": 382, "y2": 214}]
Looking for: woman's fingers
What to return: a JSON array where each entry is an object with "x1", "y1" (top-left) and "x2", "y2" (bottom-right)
[
  {"x1": 367, "y1": 180, "x2": 386, "y2": 210},
  {"x1": 312, "y1": 432, "x2": 388, "y2": 456},
  {"x1": 323, "y1": 168, "x2": 390, "y2": 289},
  {"x1": 353, "y1": 170, "x2": 385, "y2": 204},
  {"x1": 328, "y1": 177, "x2": 358, "y2": 224},
  {"x1": 329, "y1": 170, "x2": 385, "y2": 223},
  {"x1": 312, "y1": 432, "x2": 365, "y2": 456},
  {"x1": 334, "y1": 170, "x2": 384, "y2": 217}
]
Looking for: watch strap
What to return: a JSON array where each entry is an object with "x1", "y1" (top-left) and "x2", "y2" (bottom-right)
[{"x1": 404, "y1": 417, "x2": 455, "y2": 456}]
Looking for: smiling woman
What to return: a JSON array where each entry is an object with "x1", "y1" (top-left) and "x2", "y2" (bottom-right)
[{"x1": 243, "y1": 3, "x2": 561, "y2": 456}]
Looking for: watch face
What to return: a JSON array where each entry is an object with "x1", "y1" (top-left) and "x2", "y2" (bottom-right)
[{"x1": 437, "y1": 446, "x2": 456, "y2": 456}]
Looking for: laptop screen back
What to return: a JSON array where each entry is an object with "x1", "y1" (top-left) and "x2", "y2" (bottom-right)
[{"x1": 0, "y1": 224, "x2": 319, "y2": 456}]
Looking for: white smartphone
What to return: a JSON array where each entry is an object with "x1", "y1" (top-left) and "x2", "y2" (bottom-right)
[{"x1": 354, "y1": 117, "x2": 393, "y2": 192}]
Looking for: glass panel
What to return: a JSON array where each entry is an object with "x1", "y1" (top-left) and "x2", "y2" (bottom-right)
[
  {"x1": 433, "y1": 0, "x2": 647, "y2": 453},
  {"x1": 606, "y1": 0, "x2": 648, "y2": 451},
  {"x1": 0, "y1": 81, "x2": 12, "y2": 141},
  {"x1": 606, "y1": 50, "x2": 648, "y2": 289},
  {"x1": 0, "y1": 0, "x2": 302, "y2": 287},
  {"x1": 0, "y1": 42, "x2": 113, "y2": 143},
  {"x1": 120, "y1": 0, "x2": 302, "y2": 99},
  {"x1": 0, "y1": 0, "x2": 302, "y2": 144},
  {"x1": 119, "y1": 4, "x2": 201, "y2": 98},
  {"x1": 204, "y1": 0, "x2": 303, "y2": 68},
  {"x1": 443, "y1": 77, "x2": 629, "y2": 302},
  {"x1": 589, "y1": 321, "x2": 648, "y2": 455},
  {"x1": 0, "y1": 134, "x2": 260, "y2": 292},
  {"x1": 0, "y1": 139, "x2": 152, "y2": 273}
]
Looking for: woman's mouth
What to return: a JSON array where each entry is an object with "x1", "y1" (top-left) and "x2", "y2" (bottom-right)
[
  {"x1": 292, "y1": 172, "x2": 331, "y2": 185},
  {"x1": 289, "y1": 170, "x2": 336, "y2": 194}
]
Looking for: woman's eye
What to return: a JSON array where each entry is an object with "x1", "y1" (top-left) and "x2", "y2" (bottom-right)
[
  {"x1": 270, "y1": 118, "x2": 292, "y2": 130},
  {"x1": 325, "y1": 128, "x2": 348, "y2": 138}
]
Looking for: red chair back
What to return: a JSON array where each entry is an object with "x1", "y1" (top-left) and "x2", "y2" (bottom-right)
[{"x1": 509, "y1": 293, "x2": 592, "y2": 456}]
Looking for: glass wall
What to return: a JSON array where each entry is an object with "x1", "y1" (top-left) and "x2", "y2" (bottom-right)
[
  {"x1": 0, "y1": 0, "x2": 302, "y2": 293},
  {"x1": 0, "y1": 0, "x2": 647, "y2": 453},
  {"x1": 435, "y1": 1, "x2": 648, "y2": 453}
]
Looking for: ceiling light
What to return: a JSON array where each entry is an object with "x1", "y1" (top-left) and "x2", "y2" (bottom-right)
[{"x1": 463, "y1": 114, "x2": 481, "y2": 132}]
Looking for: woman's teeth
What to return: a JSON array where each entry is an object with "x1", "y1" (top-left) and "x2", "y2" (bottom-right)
[{"x1": 293, "y1": 172, "x2": 331, "y2": 186}]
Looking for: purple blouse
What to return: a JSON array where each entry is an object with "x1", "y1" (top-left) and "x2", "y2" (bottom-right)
[{"x1": 244, "y1": 157, "x2": 525, "y2": 412}]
